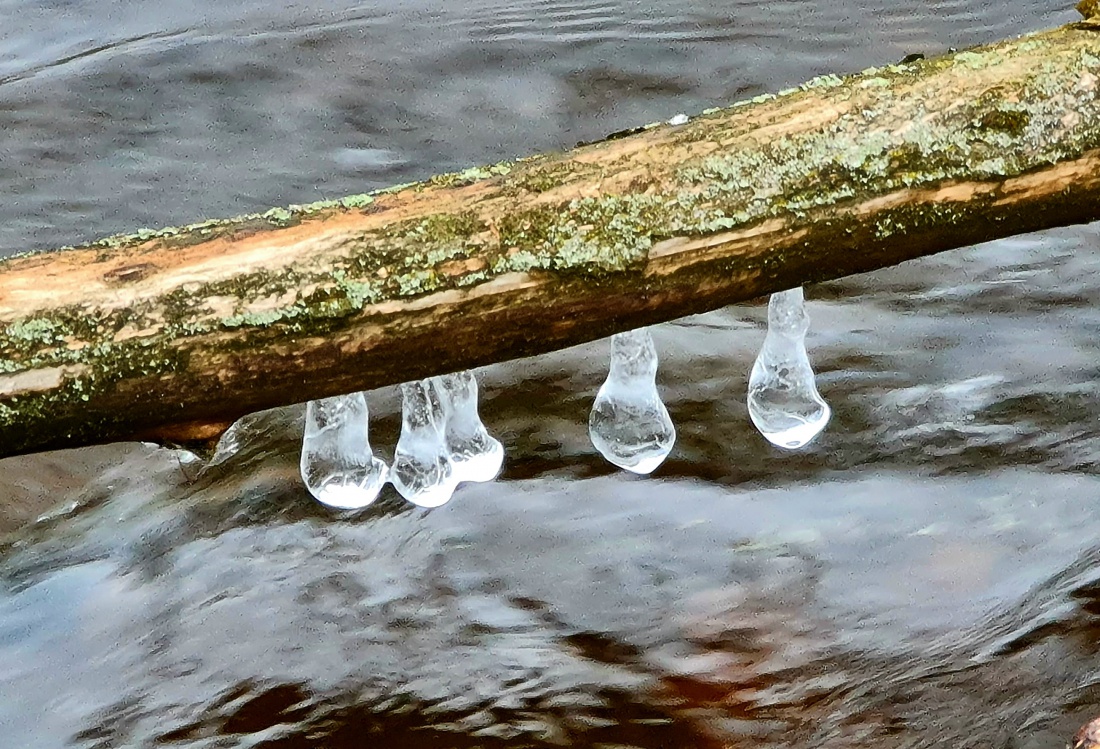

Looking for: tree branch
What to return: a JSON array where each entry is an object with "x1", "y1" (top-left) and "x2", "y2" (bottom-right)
[{"x1": 1, "y1": 19, "x2": 1098, "y2": 459}]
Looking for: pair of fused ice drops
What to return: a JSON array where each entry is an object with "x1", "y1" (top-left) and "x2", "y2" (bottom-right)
[{"x1": 300, "y1": 286, "x2": 830, "y2": 508}]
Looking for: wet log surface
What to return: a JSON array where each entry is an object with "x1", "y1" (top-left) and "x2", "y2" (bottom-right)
[{"x1": 0, "y1": 20, "x2": 1099, "y2": 459}]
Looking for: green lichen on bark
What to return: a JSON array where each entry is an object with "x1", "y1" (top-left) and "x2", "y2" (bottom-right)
[
  {"x1": 509, "y1": 161, "x2": 578, "y2": 193},
  {"x1": 673, "y1": 37, "x2": 1097, "y2": 230},
  {"x1": 0, "y1": 328, "x2": 192, "y2": 452},
  {"x1": 493, "y1": 195, "x2": 663, "y2": 273},
  {"x1": 428, "y1": 161, "x2": 514, "y2": 188}
]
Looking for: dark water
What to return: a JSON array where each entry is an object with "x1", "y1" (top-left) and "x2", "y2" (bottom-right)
[{"x1": 2, "y1": 1, "x2": 1100, "y2": 747}]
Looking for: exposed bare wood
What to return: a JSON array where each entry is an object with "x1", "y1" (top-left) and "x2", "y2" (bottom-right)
[{"x1": 1, "y1": 18, "x2": 1099, "y2": 459}]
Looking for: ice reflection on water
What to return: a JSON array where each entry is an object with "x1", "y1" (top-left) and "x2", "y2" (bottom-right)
[{"x1": 1, "y1": 0, "x2": 1100, "y2": 746}]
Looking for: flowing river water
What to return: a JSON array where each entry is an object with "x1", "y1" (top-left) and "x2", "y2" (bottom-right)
[{"x1": 2, "y1": 1, "x2": 1100, "y2": 747}]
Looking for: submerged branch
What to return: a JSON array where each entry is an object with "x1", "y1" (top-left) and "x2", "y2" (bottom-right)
[{"x1": 1, "y1": 18, "x2": 1099, "y2": 459}]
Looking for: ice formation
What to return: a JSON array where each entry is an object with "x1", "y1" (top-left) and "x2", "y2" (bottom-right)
[
  {"x1": 300, "y1": 393, "x2": 389, "y2": 509},
  {"x1": 391, "y1": 378, "x2": 459, "y2": 507},
  {"x1": 589, "y1": 328, "x2": 676, "y2": 474},
  {"x1": 747, "y1": 287, "x2": 831, "y2": 449},
  {"x1": 436, "y1": 370, "x2": 504, "y2": 483},
  {"x1": 295, "y1": 298, "x2": 831, "y2": 508},
  {"x1": 299, "y1": 370, "x2": 504, "y2": 511}
]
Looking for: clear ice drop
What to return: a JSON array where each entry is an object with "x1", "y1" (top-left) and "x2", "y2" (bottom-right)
[
  {"x1": 589, "y1": 328, "x2": 676, "y2": 474},
  {"x1": 300, "y1": 393, "x2": 389, "y2": 509},
  {"x1": 747, "y1": 287, "x2": 831, "y2": 449},
  {"x1": 391, "y1": 379, "x2": 458, "y2": 508},
  {"x1": 435, "y1": 370, "x2": 504, "y2": 483}
]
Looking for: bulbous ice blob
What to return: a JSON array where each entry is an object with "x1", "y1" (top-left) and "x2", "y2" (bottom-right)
[
  {"x1": 747, "y1": 287, "x2": 831, "y2": 449},
  {"x1": 589, "y1": 328, "x2": 676, "y2": 474},
  {"x1": 391, "y1": 379, "x2": 458, "y2": 508},
  {"x1": 300, "y1": 393, "x2": 389, "y2": 509},
  {"x1": 435, "y1": 371, "x2": 504, "y2": 483}
]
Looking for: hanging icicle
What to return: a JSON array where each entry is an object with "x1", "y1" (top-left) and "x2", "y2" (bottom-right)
[
  {"x1": 435, "y1": 370, "x2": 504, "y2": 483},
  {"x1": 589, "y1": 328, "x2": 676, "y2": 474},
  {"x1": 300, "y1": 393, "x2": 389, "y2": 509},
  {"x1": 391, "y1": 378, "x2": 459, "y2": 508},
  {"x1": 747, "y1": 287, "x2": 831, "y2": 449}
]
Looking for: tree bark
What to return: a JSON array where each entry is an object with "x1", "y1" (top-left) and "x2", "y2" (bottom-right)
[{"x1": 1, "y1": 18, "x2": 1099, "y2": 459}]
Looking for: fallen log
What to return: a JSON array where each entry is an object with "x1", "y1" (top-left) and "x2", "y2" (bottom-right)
[{"x1": 1, "y1": 12, "x2": 1099, "y2": 460}]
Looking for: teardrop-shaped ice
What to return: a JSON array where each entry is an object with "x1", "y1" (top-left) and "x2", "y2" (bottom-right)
[
  {"x1": 589, "y1": 328, "x2": 676, "y2": 474},
  {"x1": 391, "y1": 379, "x2": 458, "y2": 507},
  {"x1": 436, "y1": 370, "x2": 504, "y2": 483},
  {"x1": 300, "y1": 393, "x2": 389, "y2": 509},
  {"x1": 747, "y1": 287, "x2": 831, "y2": 449}
]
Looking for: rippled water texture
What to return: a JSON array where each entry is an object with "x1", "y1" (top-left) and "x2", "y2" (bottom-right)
[{"x1": 2, "y1": 1, "x2": 1100, "y2": 747}]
